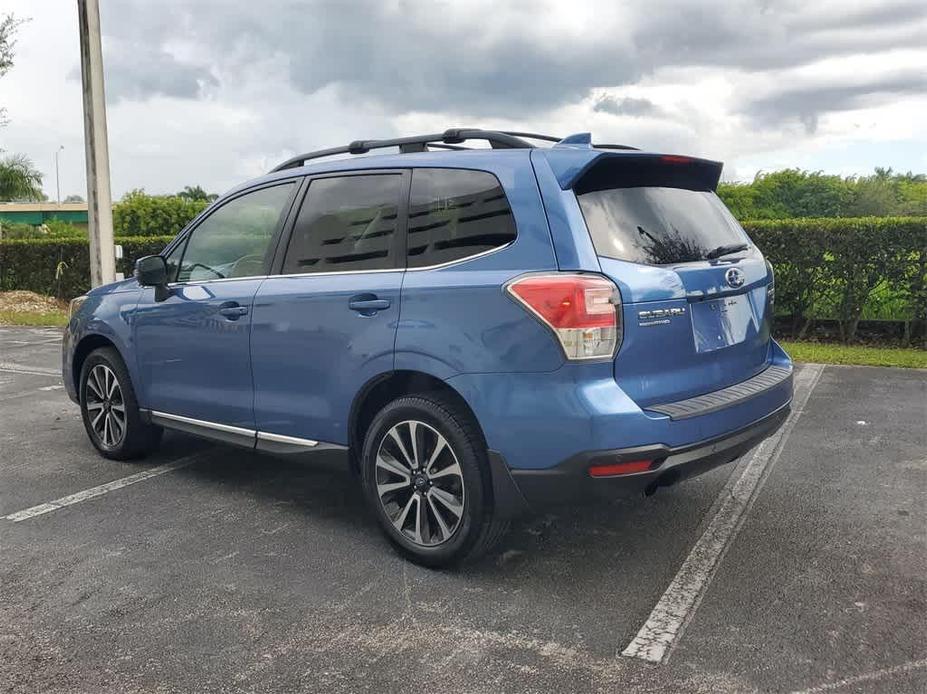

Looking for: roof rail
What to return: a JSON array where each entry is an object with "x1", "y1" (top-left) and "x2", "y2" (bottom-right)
[
  {"x1": 270, "y1": 129, "x2": 537, "y2": 172},
  {"x1": 500, "y1": 131, "x2": 562, "y2": 143},
  {"x1": 269, "y1": 129, "x2": 640, "y2": 172}
]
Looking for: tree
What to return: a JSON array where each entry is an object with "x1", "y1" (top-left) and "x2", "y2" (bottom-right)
[
  {"x1": 0, "y1": 153, "x2": 44, "y2": 201},
  {"x1": 1, "y1": 14, "x2": 25, "y2": 126},
  {"x1": 176, "y1": 185, "x2": 217, "y2": 202},
  {"x1": 113, "y1": 189, "x2": 208, "y2": 236},
  {"x1": 63, "y1": 194, "x2": 85, "y2": 203}
]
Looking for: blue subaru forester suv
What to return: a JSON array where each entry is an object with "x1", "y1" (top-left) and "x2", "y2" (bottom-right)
[{"x1": 64, "y1": 129, "x2": 792, "y2": 566}]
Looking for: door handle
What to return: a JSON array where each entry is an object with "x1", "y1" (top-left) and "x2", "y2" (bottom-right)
[
  {"x1": 348, "y1": 296, "x2": 391, "y2": 314},
  {"x1": 218, "y1": 303, "x2": 249, "y2": 319}
]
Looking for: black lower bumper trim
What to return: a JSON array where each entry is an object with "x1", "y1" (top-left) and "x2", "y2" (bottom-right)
[{"x1": 509, "y1": 402, "x2": 791, "y2": 508}]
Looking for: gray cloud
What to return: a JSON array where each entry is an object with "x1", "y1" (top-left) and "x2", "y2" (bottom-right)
[
  {"x1": 593, "y1": 95, "x2": 658, "y2": 117},
  {"x1": 100, "y1": 45, "x2": 217, "y2": 100},
  {"x1": 95, "y1": 0, "x2": 927, "y2": 123},
  {"x1": 742, "y1": 68, "x2": 927, "y2": 133}
]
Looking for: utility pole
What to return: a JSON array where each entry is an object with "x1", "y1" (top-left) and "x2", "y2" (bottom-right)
[
  {"x1": 55, "y1": 145, "x2": 64, "y2": 205},
  {"x1": 77, "y1": 0, "x2": 115, "y2": 286}
]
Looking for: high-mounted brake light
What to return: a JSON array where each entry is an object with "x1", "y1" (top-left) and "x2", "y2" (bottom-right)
[
  {"x1": 506, "y1": 274, "x2": 622, "y2": 360},
  {"x1": 660, "y1": 155, "x2": 692, "y2": 164}
]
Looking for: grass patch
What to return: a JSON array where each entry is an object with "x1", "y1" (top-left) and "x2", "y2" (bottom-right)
[
  {"x1": 0, "y1": 290, "x2": 69, "y2": 327},
  {"x1": 780, "y1": 340, "x2": 927, "y2": 368},
  {"x1": 0, "y1": 309, "x2": 68, "y2": 327}
]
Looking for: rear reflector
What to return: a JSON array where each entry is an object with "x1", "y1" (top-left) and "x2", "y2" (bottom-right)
[
  {"x1": 588, "y1": 460, "x2": 653, "y2": 477},
  {"x1": 506, "y1": 274, "x2": 622, "y2": 360}
]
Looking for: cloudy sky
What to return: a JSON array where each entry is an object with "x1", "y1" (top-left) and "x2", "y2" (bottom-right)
[{"x1": 1, "y1": 0, "x2": 925, "y2": 200}]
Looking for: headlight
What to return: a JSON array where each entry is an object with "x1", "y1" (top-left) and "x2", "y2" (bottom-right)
[{"x1": 68, "y1": 295, "x2": 88, "y2": 319}]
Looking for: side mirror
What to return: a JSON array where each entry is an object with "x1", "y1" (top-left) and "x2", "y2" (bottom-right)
[{"x1": 135, "y1": 255, "x2": 170, "y2": 301}]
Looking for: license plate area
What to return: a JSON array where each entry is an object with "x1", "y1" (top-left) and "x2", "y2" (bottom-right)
[{"x1": 691, "y1": 294, "x2": 753, "y2": 353}]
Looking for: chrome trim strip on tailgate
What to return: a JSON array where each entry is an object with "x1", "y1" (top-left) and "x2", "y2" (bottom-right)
[{"x1": 646, "y1": 364, "x2": 793, "y2": 420}]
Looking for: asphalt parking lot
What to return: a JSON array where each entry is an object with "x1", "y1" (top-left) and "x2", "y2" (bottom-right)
[{"x1": 1, "y1": 326, "x2": 925, "y2": 693}]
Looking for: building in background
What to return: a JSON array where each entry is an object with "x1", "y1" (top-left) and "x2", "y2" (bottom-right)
[{"x1": 0, "y1": 202, "x2": 89, "y2": 230}]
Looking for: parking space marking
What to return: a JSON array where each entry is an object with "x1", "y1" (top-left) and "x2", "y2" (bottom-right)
[
  {"x1": 0, "y1": 362, "x2": 60, "y2": 377},
  {"x1": 791, "y1": 658, "x2": 927, "y2": 693},
  {"x1": 1, "y1": 453, "x2": 205, "y2": 522},
  {"x1": 621, "y1": 363, "x2": 825, "y2": 664}
]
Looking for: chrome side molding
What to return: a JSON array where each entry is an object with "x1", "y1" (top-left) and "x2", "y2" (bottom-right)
[{"x1": 143, "y1": 410, "x2": 347, "y2": 453}]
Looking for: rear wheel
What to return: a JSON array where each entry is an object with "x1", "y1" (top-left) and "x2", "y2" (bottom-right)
[
  {"x1": 79, "y1": 347, "x2": 162, "y2": 460},
  {"x1": 360, "y1": 394, "x2": 507, "y2": 567}
]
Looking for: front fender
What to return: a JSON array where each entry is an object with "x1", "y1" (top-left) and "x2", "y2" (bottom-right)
[{"x1": 63, "y1": 282, "x2": 141, "y2": 402}]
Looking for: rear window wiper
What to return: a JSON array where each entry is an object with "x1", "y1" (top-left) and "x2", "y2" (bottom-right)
[{"x1": 705, "y1": 243, "x2": 749, "y2": 260}]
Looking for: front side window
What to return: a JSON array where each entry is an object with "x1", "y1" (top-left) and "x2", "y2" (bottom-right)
[
  {"x1": 407, "y1": 168, "x2": 516, "y2": 268},
  {"x1": 176, "y1": 183, "x2": 295, "y2": 282},
  {"x1": 281, "y1": 175, "x2": 402, "y2": 274},
  {"x1": 163, "y1": 236, "x2": 188, "y2": 283}
]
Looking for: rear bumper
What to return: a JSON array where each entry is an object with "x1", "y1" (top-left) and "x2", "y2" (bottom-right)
[
  {"x1": 506, "y1": 400, "x2": 790, "y2": 509},
  {"x1": 448, "y1": 342, "x2": 793, "y2": 474}
]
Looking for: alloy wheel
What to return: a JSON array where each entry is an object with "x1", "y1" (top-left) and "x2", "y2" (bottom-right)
[
  {"x1": 85, "y1": 364, "x2": 126, "y2": 448},
  {"x1": 375, "y1": 420, "x2": 466, "y2": 547}
]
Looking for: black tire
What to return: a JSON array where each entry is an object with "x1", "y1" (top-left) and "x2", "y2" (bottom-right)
[
  {"x1": 79, "y1": 347, "x2": 162, "y2": 460},
  {"x1": 360, "y1": 393, "x2": 508, "y2": 567}
]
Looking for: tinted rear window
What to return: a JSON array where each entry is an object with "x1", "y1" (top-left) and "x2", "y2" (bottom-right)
[
  {"x1": 407, "y1": 169, "x2": 516, "y2": 268},
  {"x1": 282, "y1": 174, "x2": 401, "y2": 274},
  {"x1": 576, "y1": 187, "x2": 749, "y2": 265}
]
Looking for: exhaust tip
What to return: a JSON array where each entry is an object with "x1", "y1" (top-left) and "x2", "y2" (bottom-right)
[{"x1": 644, "y1": 469, "x2": 681, "y2": 496}]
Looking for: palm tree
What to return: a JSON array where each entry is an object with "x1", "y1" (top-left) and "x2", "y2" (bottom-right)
[
  {"x1": 176, "y1": 185, "x2": 216, "y2": 202},
  {"x1": 0, "y1": 153, "x2": 44, "y2": 201}
]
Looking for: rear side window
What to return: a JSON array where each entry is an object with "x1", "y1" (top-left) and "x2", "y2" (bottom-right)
[
  {"x1": 407, "y1": 168, "x2": 516, "y2": 268},
  {"x1": 576, "y1": 187, "x2": 749, "y2": 265},
  {"x1": 282, "y1": 174, "x2": 402, "y2": 274}
]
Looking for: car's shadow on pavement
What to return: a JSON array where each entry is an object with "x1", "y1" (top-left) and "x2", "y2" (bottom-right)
[{"x1": 167, "y1": 431, "x2": 726, "y2": 586}]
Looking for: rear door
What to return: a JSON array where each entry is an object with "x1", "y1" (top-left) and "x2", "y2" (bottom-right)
[
  {"x1": 250, "y1": 171, "x2": 408, "y2": 447},
  {"x1": 573, "y1": 156, "x2": 773, "y2": 406}
]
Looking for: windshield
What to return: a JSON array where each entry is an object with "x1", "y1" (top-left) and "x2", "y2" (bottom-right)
[{"x1": 576, "y1": 187, "x2": 749, "y2": 265}]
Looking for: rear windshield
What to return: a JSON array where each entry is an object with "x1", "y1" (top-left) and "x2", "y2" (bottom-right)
[{"x1": 576, "y1": 187, "x2": 749, "y2": 265}]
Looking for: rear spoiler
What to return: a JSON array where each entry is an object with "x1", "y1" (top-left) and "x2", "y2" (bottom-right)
[{"x1": 540, "y1": 149, "x2": 724, "y2": 193}]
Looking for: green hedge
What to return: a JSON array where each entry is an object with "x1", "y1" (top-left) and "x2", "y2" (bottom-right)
[
  {"x1": 0, "y1": 236, "x2": 174, "y2": 299},
  {"x1": 1, "y1": 216, "x2": 925, "y2": 344},
  {"x1": 744, "y1": 217, "x2": 927, "y2": 341}
]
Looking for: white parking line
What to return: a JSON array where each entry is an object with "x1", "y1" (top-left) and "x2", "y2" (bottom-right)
[
  {"x1": 1, "y1": 453, "x2": 204, "y2": 522},
  {"x1": 621, "y1": 363, "x2": 825, "y2": 664},
  {"x1": 0, "y1": 362, "x2": 60, "y2": 377},
  {"x1": 791, "y1": 658, "x2": 927, "y2": 693}
]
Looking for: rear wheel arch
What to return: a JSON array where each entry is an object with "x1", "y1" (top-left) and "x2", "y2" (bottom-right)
[{"x1": 348, "y1": 370, "x2": 487, "y2": 471}]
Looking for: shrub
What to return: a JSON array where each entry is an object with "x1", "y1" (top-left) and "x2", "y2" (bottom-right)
[
  {"x1": 1, "y1": 217, "x2": 925, "y2": 346},
  {"x1": 0, "y1": 235, "x2": 173, "y2": 299},
  {"x1": 44, "y1": 219, "x2": 86, "y2": 237},
  {"x1": 745, "y1": 217, "x2": 927, "y2": 342},
  {"x1": 0, "y1": 221, "x2": 41, "y2": 239},
  {"x1": 113, "y1": 190, "x2": 208, "y2": 237}
]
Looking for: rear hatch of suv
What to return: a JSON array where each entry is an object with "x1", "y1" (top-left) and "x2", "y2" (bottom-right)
[{"x1": 572, "y1": 154, "x2": 774, "y2": 408}]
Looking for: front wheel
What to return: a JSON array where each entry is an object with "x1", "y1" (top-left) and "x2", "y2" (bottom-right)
[
  {"x1": 360, "y1": 394, "x2": 508, "y2": 567},
  {"x1": 79, "y1": 347, "x2": 162, "y2": 460}
]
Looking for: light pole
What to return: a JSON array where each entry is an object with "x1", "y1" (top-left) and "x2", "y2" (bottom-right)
[
  {"x1": 55, "y1": 145, "x2": 64, "y2": 205},
  {"x1": 77, "y1": 0, "x2": 116, "y2": 286}
]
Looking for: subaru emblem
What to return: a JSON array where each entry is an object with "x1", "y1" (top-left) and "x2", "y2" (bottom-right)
[{"x1": 725, "y1": 268, "x2": 745, "y2": 288}]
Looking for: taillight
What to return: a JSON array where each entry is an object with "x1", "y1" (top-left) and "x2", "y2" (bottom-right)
[
  {"x1": 765, "y1": 259, "x2": 776, "y2": 313},
  {"x1": 506, "y1": 273, "x2": 622, "y2": 360}
]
